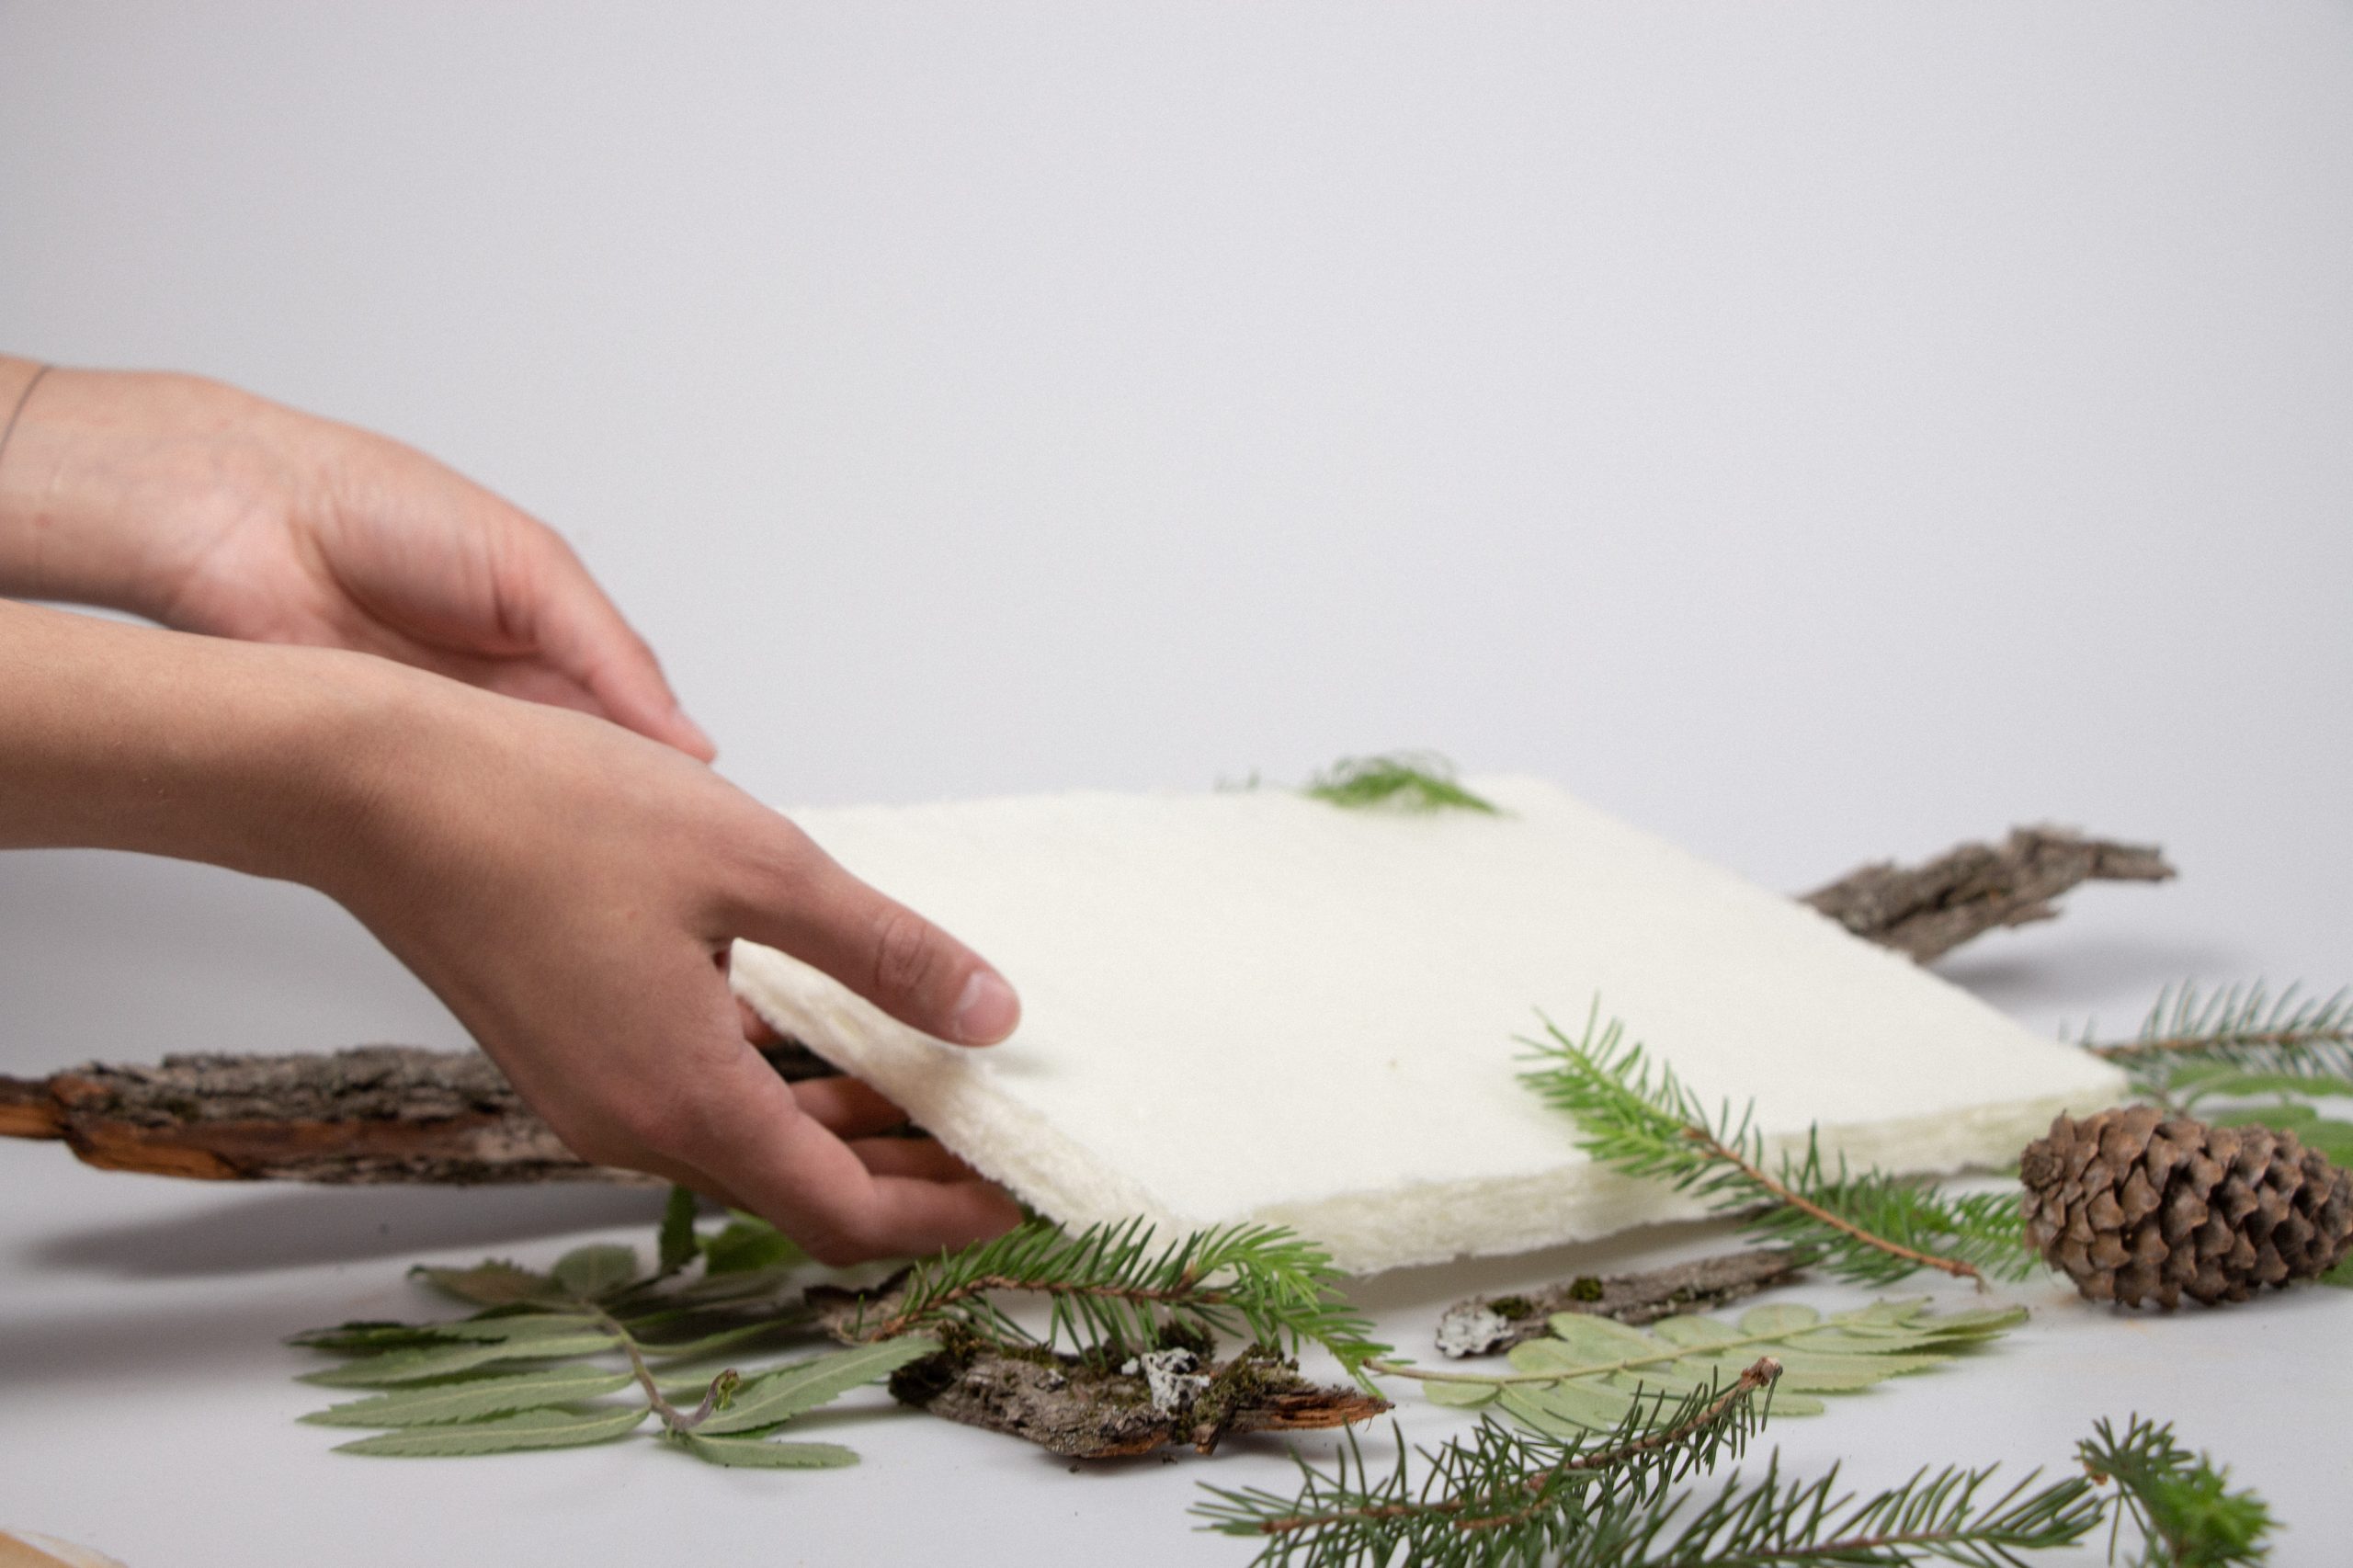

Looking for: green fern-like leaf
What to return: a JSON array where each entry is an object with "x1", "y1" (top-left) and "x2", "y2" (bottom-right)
[
  {"x1": 291, "y1": 1193, "x2": 876, "y2": 1466},
  {"x1": 1394, "y1": 1299, "x2": 2022, "y2": 1435}
]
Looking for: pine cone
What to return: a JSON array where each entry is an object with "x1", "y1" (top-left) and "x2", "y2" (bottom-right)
[{"x1": 2020, "y1": 1105, "x2": 2353, "y2": 1308}]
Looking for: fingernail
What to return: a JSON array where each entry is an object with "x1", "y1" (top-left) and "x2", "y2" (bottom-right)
[{"x1": 952, "y1": 971, "x2": 1020, "y2": 1044}]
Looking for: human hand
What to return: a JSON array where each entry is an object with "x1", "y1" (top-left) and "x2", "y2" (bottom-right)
[
  {"x1": 313, "y1": 658, "x2": 1025, "y2": 1264},
  {"x1": 0, "y1": 362, "x2": 712, "y2": 759}
]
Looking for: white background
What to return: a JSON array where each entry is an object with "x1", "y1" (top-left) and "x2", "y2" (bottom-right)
[{"x1": 2, "y1": 4, "x2": 2348, "y2": 1563}]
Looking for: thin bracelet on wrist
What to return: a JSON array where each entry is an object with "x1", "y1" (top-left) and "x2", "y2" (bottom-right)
[{"x1": 0, "y1": 363, "x2": 53, "y2": 479}]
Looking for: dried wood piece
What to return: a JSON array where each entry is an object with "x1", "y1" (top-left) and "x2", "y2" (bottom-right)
[
  {"x1": 887, "y1": 1339, "x2": 1385, "y2": 1459},
  {"x1": 1803, "y1": 826, "x2": 2174, "y2": 964},
  {"x1": 805, "y1": 1278, "x2": 1385, "y2": 1458},
  {"x1": 0, "y1": 1041, "x2": 832, "y2": 1185},
  {"x1": 1433, "y1": 1247, "x2": 1807, "y2": 1357}
]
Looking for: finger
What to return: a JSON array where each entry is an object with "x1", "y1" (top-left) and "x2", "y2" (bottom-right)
[
  {"x1": 847, "y1": 1136, "x2": 983, "y2": 1183},
  {"x1": 727, "y1": 832, "x2": 1022, "y2": 1047},
  {"x1": 677, "y1": 1047, "x2": 1019, "y2": 1264},
  {"x1": 518, "y1": 527, "x2": 717, "y2": 761},
  {"x1": 791, "y1": 1075, "x2": 911, "y2": 1138},
  {"x1": 736, "y1": 994, "x2": 780, "y2": 1045},
  {"x1": 475, "y1": 660, "x2": 611, "y2": 719}
]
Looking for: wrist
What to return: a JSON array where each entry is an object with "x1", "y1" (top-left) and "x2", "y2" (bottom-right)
[
  {"x1": 0, "y1": 363, "x2": 286, "y2": 620},
  {"x1": 0, "y1": 600, "x2": 438, "y2": 892}
]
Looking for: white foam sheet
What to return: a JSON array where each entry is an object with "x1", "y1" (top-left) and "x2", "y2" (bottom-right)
[{"x1": 732, "y1": 778, "x2": 2125, "y2": 1274}]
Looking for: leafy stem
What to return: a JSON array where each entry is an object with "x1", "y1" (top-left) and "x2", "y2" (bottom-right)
[{"x1": 588, "y1": 1303, "x2": 730, "y2": 1435}]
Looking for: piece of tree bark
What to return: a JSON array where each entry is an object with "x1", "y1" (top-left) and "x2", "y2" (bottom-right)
[
  {"x1": 885, "y1": 1339, "x2": 1389, "y2": 1459},
  {"x1": 0, "y1": 1041, "x2": 830, "y2": 1185},
  {"x1": 0, "y1": 824, "x2": 2171, "y2": 1187},
  {"x1": 804, "y1": 1278, "x2": 1387, "y2": 1459},
  {"x1": 1433, "y1": 1247, "x2": 1808, "y2": 1357},
  {"x1": 1801, "y1": 826, "x2": 2174, "y2": 964}
]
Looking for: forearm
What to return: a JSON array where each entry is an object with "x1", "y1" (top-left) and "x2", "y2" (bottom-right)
[
  {"x1": 0, "y1": 357, "x2": 267, "y2": 618},
  {"x1": 0, "y1": 597, "x2": 395, "y2": 885}
]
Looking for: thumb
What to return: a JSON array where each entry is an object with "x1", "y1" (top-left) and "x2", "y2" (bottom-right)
[{"x1": 728, "y1": 825, "x2": 1021, "y2": 1047}]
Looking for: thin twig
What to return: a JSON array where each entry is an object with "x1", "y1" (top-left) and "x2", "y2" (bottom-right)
[
  {"x1": 589, "y1": 1304, "x2": 710, "y2": 1434},
  {"x1": 1682, "y1": 1129, "x2": 1983, "y2": 1284},
  {"x1": 1436, "y1": 1248, "x2": 1805, "y2": 1357},
  {"x1": 2087, "y1": 1025, "x2": 2353, "y2": 1062}
]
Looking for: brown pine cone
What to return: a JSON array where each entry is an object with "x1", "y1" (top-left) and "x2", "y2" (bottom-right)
[{"x1": 2020, "y1": 1104, "x2": 2353, "y2": 1308}]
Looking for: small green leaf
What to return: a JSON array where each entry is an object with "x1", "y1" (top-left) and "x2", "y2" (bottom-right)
[
  {"x1": 658, "y1": 1187, "x2": 701, "y2": 1277},
  {"x1": 1735, "y1": 1303, "x2": 1821, "y2": 1335},
  {"x1": 676, "y1": 1433, "x2": 858, "y2": 1469},
  {"x1": 1541, "y1": 1314, "x2": 1662, "y2": 1362},
  {"x1": 1605, "y1": 1364, "x2": 1722, "y2": 1400},
  {"x1": 301, "y1": 1331, "x2": 616, "y2": 1387},
  {"x1": 334, "y1": 1404, "x2": 646, "y2": 1457},
  {"x1": 1420, "y1": 1378, "x2": 1498, "y2": 1409},
  {"x1": 701, "y1": 1214, "x2": 804, "y2": 1276},
  {"x1": 639, "y1": 1317, "x2": 806, "y2": 1365},
  {"x1": 288, "y1": 1320, "x2": 430, "y2": 1351},
  {"x1": 628, "y1": 1263, "x2": 805, "y2": 1311},
  {"x1": 290, "y1": 1312, "x2": 598, "y2": 1353},
  {"x1": 1473, "y1": 1299, "x2": 2018, "y2": 1439},
  {"x1": 2319, "y1": 1254, "x2": 2353, "y2": 1290},
  {"x1": 2180, "y1": 1069, "x2": 2353, "y2": 1103},
  {"x1": 304, "y1": 1366, "x2": 634, "y2": 1427},
  {"x1": 1647, "y1": 1316, "x2": 1743, "y2": 1349},
  {"x1": 552, "y1": 1244, "x2": 642, "y2": 1301},
  {"x1": 1762, "y1": 1391, "x2": 1826, "y2": 1416},
  {"x1": 695, "y1": 1337, "x2": 939, "y2": 1436},
  {"x1": 411, "y1": 1261, "x2": 556, "y2": 1307},
  {"x1": 1497, "y1": 1380, "x2": 1639, "y2": 1437},
  {"x1": 2212, "y1": 1105, "x2": 2353, "y2": 1166}
]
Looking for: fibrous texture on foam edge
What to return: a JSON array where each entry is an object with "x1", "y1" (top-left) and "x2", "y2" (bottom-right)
[{"x1": 731, "y1": 777, "x2": 2126, "y2": 1275}]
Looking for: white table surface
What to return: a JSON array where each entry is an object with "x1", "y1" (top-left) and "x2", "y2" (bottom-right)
[{"x1": 3, "y1": 5, "x2": 2349, "y2": 1563}]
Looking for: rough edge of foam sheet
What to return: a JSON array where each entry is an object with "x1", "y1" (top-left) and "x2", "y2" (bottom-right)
[{"x1": 731, "y1": 778, "x2": 2129, "y2": 1274}]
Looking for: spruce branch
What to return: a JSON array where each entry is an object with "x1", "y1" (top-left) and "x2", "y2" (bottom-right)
[
  {"x1": 857, "y1": 1218, "x2": 1390, "y2": 1379},
  {"x1": 1616, "y1": 1453, "x2": 2104, "y2": 1568},
  {"x1": 2081, "y1": 982, "x2": 2353, "y2": 1080},
  {"x1": 1519, "y1": 1006, "x2": 2035, "y2": 1286},
  {"x1": 2078, "y1": 1415, "x2": 2275, "y2": 1567},
  {"x1": 1193, "y1": 1360, "x2": 1781, "y2": 1567},
  {"x1": 1196, "y1": 1381, "x2": 2132, "y2": 1568},
  {"x1": 1303, "y1": 752, "x2": 1499, "y2": 814}
]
